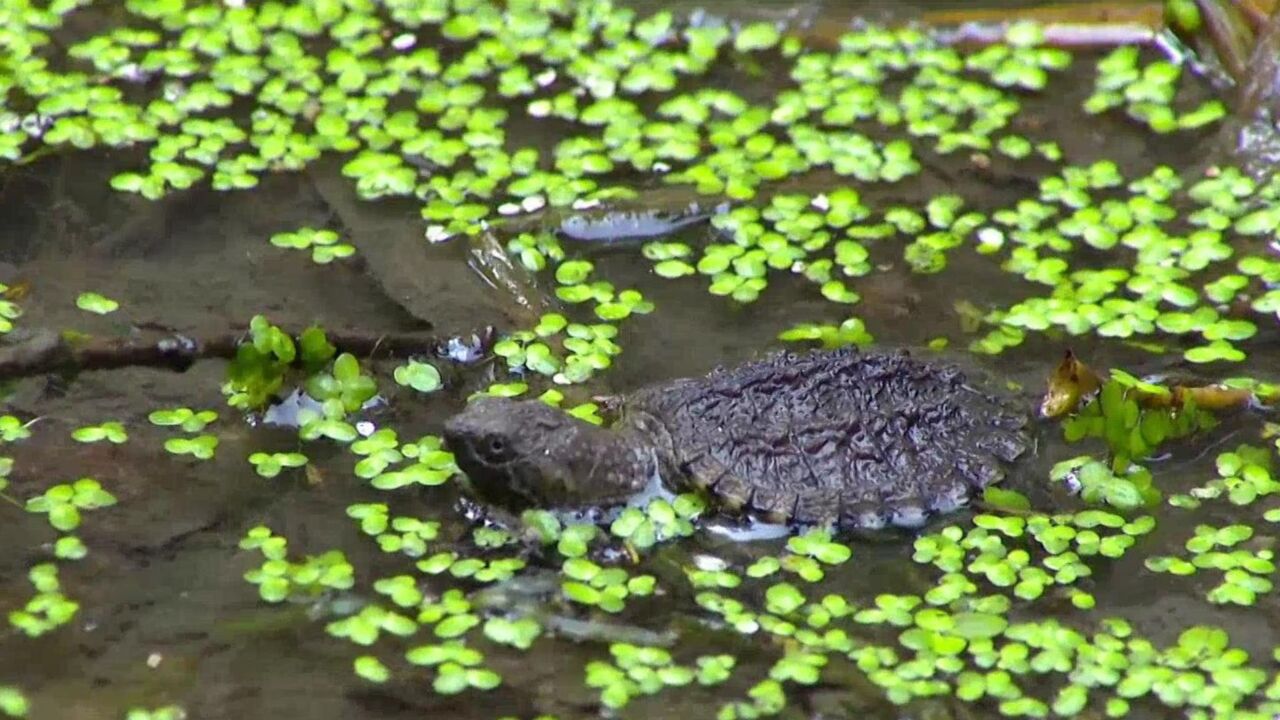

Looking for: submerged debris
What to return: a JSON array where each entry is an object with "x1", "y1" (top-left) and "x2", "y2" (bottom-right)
[{"x1": 466, "y1": 229, "x2": 557, "y2": 327}]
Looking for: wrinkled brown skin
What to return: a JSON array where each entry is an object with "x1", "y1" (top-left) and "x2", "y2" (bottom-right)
[
  {"x1": 443, "y1": 396, "x2": 663, "y2": 510},
  {"x1": 444, "y1": 348, "x2": 1033, "y2": 531}
]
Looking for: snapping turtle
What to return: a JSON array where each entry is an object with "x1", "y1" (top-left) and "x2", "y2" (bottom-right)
[{"x1": 443, "y1": 347, "x2": 1032, "y2": 530}]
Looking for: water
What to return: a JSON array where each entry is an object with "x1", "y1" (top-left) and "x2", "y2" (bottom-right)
[{"x1": 1, "y1": 1, "x2": 1278, "y2": 718}]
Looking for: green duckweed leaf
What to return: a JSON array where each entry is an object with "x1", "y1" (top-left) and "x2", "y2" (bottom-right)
[{"x1": 75, "y1": 292, "x2": 119, "y2": 315}]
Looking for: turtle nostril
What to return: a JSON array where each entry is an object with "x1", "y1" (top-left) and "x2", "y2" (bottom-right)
[
  {"x1": 441, "y1": 427, "x2": 457, "y2": 445},
  {"x1": 441, "y1": 425, "x2": 468, "y2": 454}
]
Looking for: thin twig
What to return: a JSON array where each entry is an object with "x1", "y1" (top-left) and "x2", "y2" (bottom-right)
[{"x1": 1232, "y1": 0, "x2": 1275, "y2": 32}]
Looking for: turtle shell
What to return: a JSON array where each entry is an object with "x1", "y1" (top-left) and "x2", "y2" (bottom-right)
[{"x1": 619, "y1": 347, "x2": 1032, "y2": 529}]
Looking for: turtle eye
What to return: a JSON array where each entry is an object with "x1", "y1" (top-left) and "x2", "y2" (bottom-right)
[{"x1": 482, "y1": 435, "x2": 512, "y2": 461}]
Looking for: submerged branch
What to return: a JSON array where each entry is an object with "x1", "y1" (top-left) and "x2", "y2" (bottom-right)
[
  {"x1": 0, "y1": 326, "x2": 495, "y2": 382},
  {"x1": 921, "y1": 1, "x2": 1167, "y2": 47},
  {"x1": 787, "y1": 2, "x2": 1169, "y2": 50},
  {"x1": 1196, "y1": 0, "x2": 1257, "y2": 82},
  {"x1": 1235, "y1": 0, "x2": 1278, "y2": 31},
  {"x1": 1236, "y1": 1, "x2": 1280, "y2": 117}
]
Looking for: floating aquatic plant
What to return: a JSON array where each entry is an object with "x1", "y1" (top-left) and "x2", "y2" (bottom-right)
[
  {"x1": 25, "y1": 477, "x2": 116, "y2": 532},
  {"x1": 610, "y1": 494, "x2": 704, "y2": 549},
  {"x1": 164, "y1": 434, "x2": 218, "y2": 460},
  {"x1": 0, "y1": 687, "x2": 27, "y2": 719},
  {"x1": 393, "y1": 359, "x2": 442, "y2": 393},
  {"x1": 7, "y1": 564, "x2": 77, "y2": 639},
  {"x1": 239, "y1": 526, "x2": 354, "y2": 603},
  {"x1": 269, "y1": 227, "x2": 357, "y2": 264},
  {"x1": 587, "y1": 643, "x2": 733, "y2": 710},
  {"x1": 149, "y1": 407, "x2": 218, "y2": 432},
  {"x1": 74, "y1": 292, "x2": 119, "y2": 315},
  {"x1": 124, "y1": 706, "x2": 186, "y2": 720},
  {"x1": 248, "y1": 451, "x2": 308, "y2": 479},
  {"x1": 70, "y1": 421, "x2": 127, "y2": 444}
]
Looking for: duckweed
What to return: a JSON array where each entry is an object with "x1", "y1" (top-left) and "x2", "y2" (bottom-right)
[
  {"x1": 1179, "y1": 445, "x2": 1280, "y2": 507},
  {"x1": 353, "y1": 655, "x2": 390, "y2": 683},
  {"x1": 239, "y1": 526, "x2": 354, "y2": 603},
  {"x1": 1145, "y1": 522, "x2": 1276, "y2": 606},
  {"x1": 269, "y1": 227, "x2": 356, "y2": 264},
  {"x1": 0, "y1": 688, "x2": 27, "y2": 719},
  {"x1": 25, "y1": 477, "x2": 116, "y2": 532},
  {"x1": 9, "y1": 0, "x2": 1280, "y2": 716},
  {"x1": 7, "y1": 564, "x2": 77, "y2": 638},
  {"x1": 326, "y1": 604, "x2": 418, "y2": 646},
  {"x1": 0, "y1": 417, "x2": 33, "y2": 444},
  {"x1": 588, "y1": 643, "x2": 732, "y2": 710},
  {"x1": 247, "y1": 451, "x2": 308, "y2": 478},
  {"x1": 482, "y1": 615, "x2": 542, "y2": 649},
  {"x1": 163, "y1": 434, "x2": 219, "y2": 460},
  {"x1": 610, "y1": 494, "x2": 704, "y2": 548},
  {"x1": 562, "y1": 557, "x2": 656, "y2": 613},
  {"x1": 148, "y1": 407, "x2": 218, "y2": 432},
  {"x1": 69, "y1": 421, "x2": 127, "y2": 444},
  {"x1": 393, "y1": 359, "x2": 443, "y2": 393},
  {"x1": 124, "y1": 707, "x2": 186, "y2": 720},
  {"x1": 74, "y1": 292, "x2": 119, "y2": 315}
]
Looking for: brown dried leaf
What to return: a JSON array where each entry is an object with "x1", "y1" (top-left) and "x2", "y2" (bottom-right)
[{"x1": 1040, "y1": 349, "x2": 1102, "y2": 418}]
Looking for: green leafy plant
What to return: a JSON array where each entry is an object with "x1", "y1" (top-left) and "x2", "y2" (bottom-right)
[
  {"x1": 1062, "y1": 376, "x2": 1215, "y2": 470},
  {"x1": 1171, "y1": 444, "x2": 1279, "y2": 508},
  {"x1": 304, "y1": 352, "x2": 378, "y2": 417},
  {"x1": 224, "y1": 317, "x2": 336, "y2": 411}
]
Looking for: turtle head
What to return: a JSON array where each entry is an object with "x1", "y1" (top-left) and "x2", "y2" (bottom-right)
[{"x1": 443, "y1": 396, "x2": 655, "y2": 511}]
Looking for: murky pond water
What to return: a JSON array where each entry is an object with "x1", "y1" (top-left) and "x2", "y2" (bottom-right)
[{"x1": 3, "y1": 0, "x2": 1280, "y2": 719}]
